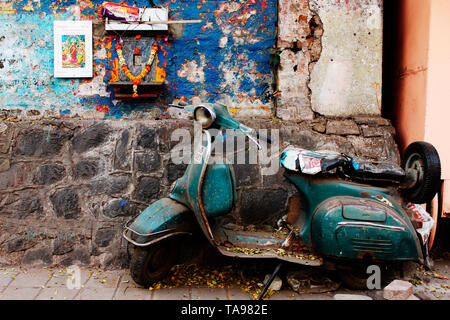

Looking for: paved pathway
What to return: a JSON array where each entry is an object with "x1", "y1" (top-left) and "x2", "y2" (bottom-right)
[
  {"x1": 0, "y1": 266, "x2": 336, "y2": 300},
  {"x1": 0, "y1": 262, "x2": 448, "y2": 300}
]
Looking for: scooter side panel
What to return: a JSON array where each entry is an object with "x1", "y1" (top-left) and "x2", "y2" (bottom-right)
[
  {"x1": 124, "y1": 198, "x2": 193, "y2": 246},
  {"x1": 310, "y1": 197, "x2": 424, "y2": 262}
]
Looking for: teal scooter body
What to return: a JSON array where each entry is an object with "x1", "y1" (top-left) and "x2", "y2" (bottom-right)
[
  {"x1": 284, "y1": 173, "x2": 424, "y2": 263},
  {"x1": 124, "y1": 103, "x2": 438, "y2": 288}
]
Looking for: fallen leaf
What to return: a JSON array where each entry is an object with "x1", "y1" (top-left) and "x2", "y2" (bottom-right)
[{"x1": 433, "y1": 273, "x2": 449, "y2": 280}]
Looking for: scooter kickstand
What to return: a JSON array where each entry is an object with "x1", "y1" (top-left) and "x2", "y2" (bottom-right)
[{"x1": 257, "y1": 262, "x2": 283, "y2": 300}]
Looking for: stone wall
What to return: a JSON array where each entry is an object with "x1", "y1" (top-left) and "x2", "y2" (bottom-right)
[{"x1": 0, "y1": 116, "x2": 399, "y2": 267}]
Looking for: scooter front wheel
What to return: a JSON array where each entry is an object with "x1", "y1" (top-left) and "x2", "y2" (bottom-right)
[{"x1": 128, "y1": 239, "x2": 178, "y2": 287}]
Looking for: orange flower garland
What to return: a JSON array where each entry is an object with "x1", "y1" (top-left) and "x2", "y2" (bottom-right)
[{"x1": 116, "y1": 43, "x2": 158, "y2": 97}]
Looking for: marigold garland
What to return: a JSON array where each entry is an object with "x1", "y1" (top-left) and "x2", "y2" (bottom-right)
[{"x1": 116, "y1": 43, "x2": 158, "y2": 98}]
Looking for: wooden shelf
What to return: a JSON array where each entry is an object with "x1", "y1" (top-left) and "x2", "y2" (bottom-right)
[
  {"x1": 114, "y1": 93, "x2": 158, "y2": 99},
  {"x1": 108, "y1": 81, "x2": 164, "y2": 99},
  {"x1": 108, "y1": 81, "x2": 164, "y2": 86}
]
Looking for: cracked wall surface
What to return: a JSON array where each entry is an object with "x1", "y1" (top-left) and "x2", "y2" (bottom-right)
[
  {"x1": 0, "y1": 0, "x2": 383, "y2": 121},
  {"x1": 277, "y1": 0, "x2": 383, "y2": 119},
  {"x1": 276, "y1": 0, "x2": 322, "y2": 121}
]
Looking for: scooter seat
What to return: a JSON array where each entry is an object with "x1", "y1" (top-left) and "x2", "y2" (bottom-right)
[
  {"x1": 281, "y1": 147, "x2": 406, "y2": 183},
  {"x1": 280, "y1": 147, "x2": 347, "y2": 175},
  {"x1": 347, "y1": 157, "x2": 405, "y2": 183}
]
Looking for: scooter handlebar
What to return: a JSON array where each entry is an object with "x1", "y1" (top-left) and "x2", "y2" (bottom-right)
[
  {"x1": 167, "y1": 105, "x2": 272, "y2": 144},
  {"x1": 239, "y1": 124, "x2": 272, "y2": 145}
]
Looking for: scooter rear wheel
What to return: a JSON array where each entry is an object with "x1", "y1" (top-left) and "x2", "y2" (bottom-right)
[
  {"x1": 128, "y1": 239, "x2": 178, "y2": 287},
  {"x1": 338, "y1": 269, "x2": 370, "y2": 290},
  {"x1": 402, "y1": 141, "x2": 441, "y2": 204}
]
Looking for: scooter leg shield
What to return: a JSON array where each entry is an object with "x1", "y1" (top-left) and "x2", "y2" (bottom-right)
[{"x1": 123, "y1": 198, "x2": 194, "y2": 247}]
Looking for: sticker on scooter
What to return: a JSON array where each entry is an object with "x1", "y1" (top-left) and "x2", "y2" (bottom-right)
[{"x1": 298, "y1": 153, "x2": 322, "y2": 175}]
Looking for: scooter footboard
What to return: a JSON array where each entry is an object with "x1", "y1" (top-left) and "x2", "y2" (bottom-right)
[{"x1": 123, "y1": 198, "x2": 194, "y2": 247}]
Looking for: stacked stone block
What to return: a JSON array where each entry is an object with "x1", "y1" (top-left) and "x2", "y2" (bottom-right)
[{"x1": 0, "y1": 116, "x2": 399, "y2": 268}]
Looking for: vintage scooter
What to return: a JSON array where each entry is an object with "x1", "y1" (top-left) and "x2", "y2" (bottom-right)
[{"x1": 123, "y1": 103, "x2": 441, "y2": 294}]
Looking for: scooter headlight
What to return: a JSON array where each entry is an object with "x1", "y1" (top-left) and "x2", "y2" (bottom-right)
[{"x1": 194, "y1": 105, "x2": 216, "y2": 128}]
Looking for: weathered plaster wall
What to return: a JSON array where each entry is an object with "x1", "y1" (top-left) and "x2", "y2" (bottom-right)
[
  {"x1": 309, "y1": 0, "x2": 383, "y2": 117},
  {"x1": 0, "y1": 0, "x2": 277, "y2": 120},
  {"x1": 276, "y1": 0, "x2": 383, "y2": 120},
  {"x1": 1, "y1": 0, "x2": 384, "y2": 121}
]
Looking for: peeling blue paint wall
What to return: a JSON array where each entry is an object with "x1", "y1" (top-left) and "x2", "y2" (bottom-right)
[{"x1": 0, "y1": 0, "x2": 277, "y2": 119}]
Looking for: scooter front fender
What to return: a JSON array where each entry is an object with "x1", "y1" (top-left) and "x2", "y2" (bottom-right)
[{"x1": 123, "y1": 198, "x2": 194, "y2": 247}]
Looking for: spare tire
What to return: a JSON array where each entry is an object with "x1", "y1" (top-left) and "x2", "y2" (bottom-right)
[{"x1": 401, "y1": 141, "x2": 441, "y2": 204}]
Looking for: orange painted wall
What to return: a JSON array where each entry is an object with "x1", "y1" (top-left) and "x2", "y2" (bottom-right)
[
  {"x1": 424, "y1": 0, "x2": 450, "y2": 180},
  {"x1": 393, "y1": 0, "x2": 450, "y2": 215},
  {"x1": 394, "y1": 0, "x2": 450, "y2": 180},
  {"x1": 392, "y1": 0, "x2": 430, "y2": 151}
]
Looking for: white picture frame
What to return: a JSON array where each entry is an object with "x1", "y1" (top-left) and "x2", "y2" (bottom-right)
[{"x1": 53, "y1": 20, "x2": 93, "y2": 78}]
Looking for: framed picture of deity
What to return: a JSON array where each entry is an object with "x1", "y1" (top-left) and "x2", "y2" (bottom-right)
[{"x1": 53, "y1": 20, "x2": 93, "y2": 78}]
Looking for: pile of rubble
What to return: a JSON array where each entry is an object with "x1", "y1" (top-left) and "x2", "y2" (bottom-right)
[{"x1": 334, "y1": 280, "x2": 418, "y2": 300}]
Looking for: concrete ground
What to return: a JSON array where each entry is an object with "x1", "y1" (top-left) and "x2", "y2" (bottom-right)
[{"x1": 0, "y1": 259, "x2": 449, "y2": 300}]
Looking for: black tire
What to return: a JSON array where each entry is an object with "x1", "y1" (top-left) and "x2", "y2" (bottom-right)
[
  {"x1": 402, "y1": 141, "x2": 441, "y2": 204},
  {"x1": 338, "y1": 269, "x2": 369, "y2": 290},
  {"x1": 128, "y1": 239, "x2": 178, "y2": 287},
  {"x1": 338, "y1": 264, "x2": 398, "y2": 290}
]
